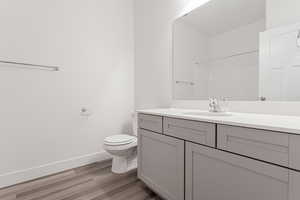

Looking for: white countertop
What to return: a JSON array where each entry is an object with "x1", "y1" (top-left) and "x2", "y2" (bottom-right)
[{"x1": 137, "y1": 108, "x2": 300, "y2": 135}]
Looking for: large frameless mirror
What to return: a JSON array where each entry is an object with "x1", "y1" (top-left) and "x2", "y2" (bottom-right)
[{"x1": 173, "y1": 0, "x2": 265, "y2": 101}]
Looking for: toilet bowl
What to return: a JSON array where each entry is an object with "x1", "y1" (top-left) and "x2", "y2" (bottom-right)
[{"x1": 103, "y1": 114, "x2": 138, "y2": 174}]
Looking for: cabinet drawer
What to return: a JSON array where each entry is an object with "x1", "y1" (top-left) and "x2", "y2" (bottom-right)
[
  {"x1": 138, "y1": 114, "x2": 163, "y2": 133},
  {"x1": 164, "y1": 117, "x2": 216, "y2": 147},
  {"x1": 217, "y1": 125, "x2": 289, "y2": 167}
]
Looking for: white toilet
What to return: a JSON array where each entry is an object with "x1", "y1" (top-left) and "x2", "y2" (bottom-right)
[{"x1": 103, "y1": 115, "x2": 138, "y2": 174}]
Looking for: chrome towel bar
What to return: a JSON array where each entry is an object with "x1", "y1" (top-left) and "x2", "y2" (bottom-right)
[{"x1": 0, "y1": 60, "x2": 59, "y2": 71}]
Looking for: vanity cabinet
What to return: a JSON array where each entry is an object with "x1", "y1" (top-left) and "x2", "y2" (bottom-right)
[
  {"x1": 185, "y1": 142, "x2": 299, "y2": 200},
  {"x1": 138, "y1": 129, "x2": 185, "y2": 200},
  {"x1": 137, "y1": 113, "x2": 300, "y2": 200}
]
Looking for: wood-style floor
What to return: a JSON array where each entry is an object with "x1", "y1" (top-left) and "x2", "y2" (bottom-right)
[{"x1": 0, "y1": 160, "x2": 162, "y2": 200}]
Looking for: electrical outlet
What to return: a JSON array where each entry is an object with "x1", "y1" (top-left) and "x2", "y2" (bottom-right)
[{"x1": 80, "y1": 107, "x2": 93, "y2": 117}]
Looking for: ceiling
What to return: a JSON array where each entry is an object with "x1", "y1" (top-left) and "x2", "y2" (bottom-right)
[{"x1": 179, "y1": 0, "x2": 266, "y2": 36}]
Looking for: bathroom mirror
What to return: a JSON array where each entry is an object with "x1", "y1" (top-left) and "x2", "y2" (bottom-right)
[{"x1": 173, "y1": 0, "x2": 266, "y2": 101}]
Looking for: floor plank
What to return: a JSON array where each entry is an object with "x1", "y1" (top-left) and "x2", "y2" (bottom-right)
[{"x1": 0, "y1": 160, "x2": 161, "y2": 200}]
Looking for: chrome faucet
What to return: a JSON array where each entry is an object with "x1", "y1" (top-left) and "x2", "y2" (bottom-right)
[
  {"x1": 209, "y1": 97, "x2": 228, "y2": 113},
  {"x1": 209, "y1": 98, "x2": 220, "y2": 112}
]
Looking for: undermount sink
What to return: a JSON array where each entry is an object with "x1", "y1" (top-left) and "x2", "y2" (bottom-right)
[{"x1": 183, "y1": 111, "x2": 232, "y2": 117}]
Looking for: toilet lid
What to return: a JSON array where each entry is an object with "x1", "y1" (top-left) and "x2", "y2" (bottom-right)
[{"x1": 104, "y1": 135, "x2": 136, "y2": 145}]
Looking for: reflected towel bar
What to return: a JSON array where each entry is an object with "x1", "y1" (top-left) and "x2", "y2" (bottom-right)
[
  {"x1": 176, "y1": 81, "x2": 195, "y2": 86},
  {"x1": 0, "y1": 60, "x2": 59, "y2": 71}
]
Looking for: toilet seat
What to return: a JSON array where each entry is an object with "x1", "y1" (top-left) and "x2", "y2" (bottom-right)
[
  {"x1": 104, "y1": 139, "x2": 137, "y2": 151},
  {"x1": 104, "y1": 135, "x2": 137, "y2": 151},
  {"x1": 104, "y1": 135, "x2": 137, "y2": 146}
]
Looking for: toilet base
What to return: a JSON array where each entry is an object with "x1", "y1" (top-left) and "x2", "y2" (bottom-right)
[{"x1": 111, "y1": 149, "x2": 137, "y2": 174}]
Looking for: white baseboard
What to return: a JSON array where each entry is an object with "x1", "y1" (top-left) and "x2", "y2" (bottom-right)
[{"x1": 0, "y1": 151, "x2": 112, "y2": 188}]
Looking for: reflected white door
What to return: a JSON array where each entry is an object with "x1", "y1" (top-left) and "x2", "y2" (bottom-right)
[{"x1": 260, "y1": 23, "x2": 300, "y2": 101}]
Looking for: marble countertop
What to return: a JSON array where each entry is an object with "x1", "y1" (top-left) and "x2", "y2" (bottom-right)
[{"x1": 137, "y1": 108, "x2": 300, "y2": 135}]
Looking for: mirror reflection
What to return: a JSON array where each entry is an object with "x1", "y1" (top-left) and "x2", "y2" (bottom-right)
[{"x1": 173, "y1": 0, "x2": 265, "y2": 100}]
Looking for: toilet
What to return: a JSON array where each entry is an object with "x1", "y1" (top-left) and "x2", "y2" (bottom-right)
[{"x1": 103, "y1": 114, "x2": 138, "y2": 174}]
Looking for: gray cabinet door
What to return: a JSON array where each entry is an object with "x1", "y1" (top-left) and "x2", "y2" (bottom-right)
[
  {"x1": 186, "y1": 142, "x2": 292, "y2": 200},
  {"x1": 138, "y1": 129, "x2": 184, "y2": 200},
  {"x1": 289, "y1": 134, "x2": 300, "y2": 171}
]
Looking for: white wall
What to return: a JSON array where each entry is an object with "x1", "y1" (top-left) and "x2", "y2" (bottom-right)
[
  {"x1": 266, "y1": 0, "x2": 300, "y2": 29},
  {"x1": 134, "y1": 0, "x2": 300, "y2": 116},
  {"x1": 209, "y1": 20, "x2": 265, "y2": 59},
  {"x1": 134, "y1": 0, "x2": 195, "y2": 109},
  {"x1": 0, "y1": 0, "x2": 134, "y2": 187},
  {"x1": 173, "y1": 21, "x2": 209, "y2": 100},
  {"x1": 208, "y1": 19, "x2": 265, "y2": 100}
]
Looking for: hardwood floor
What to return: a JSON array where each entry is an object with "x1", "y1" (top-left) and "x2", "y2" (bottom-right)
[{"x1": 0, "y1": 160, "x2": 162, "y2": 200}]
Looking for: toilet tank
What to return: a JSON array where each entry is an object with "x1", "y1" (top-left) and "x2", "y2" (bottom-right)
[{"x1": 132, "y1": 112, "x2": 138, "y2": 136}]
